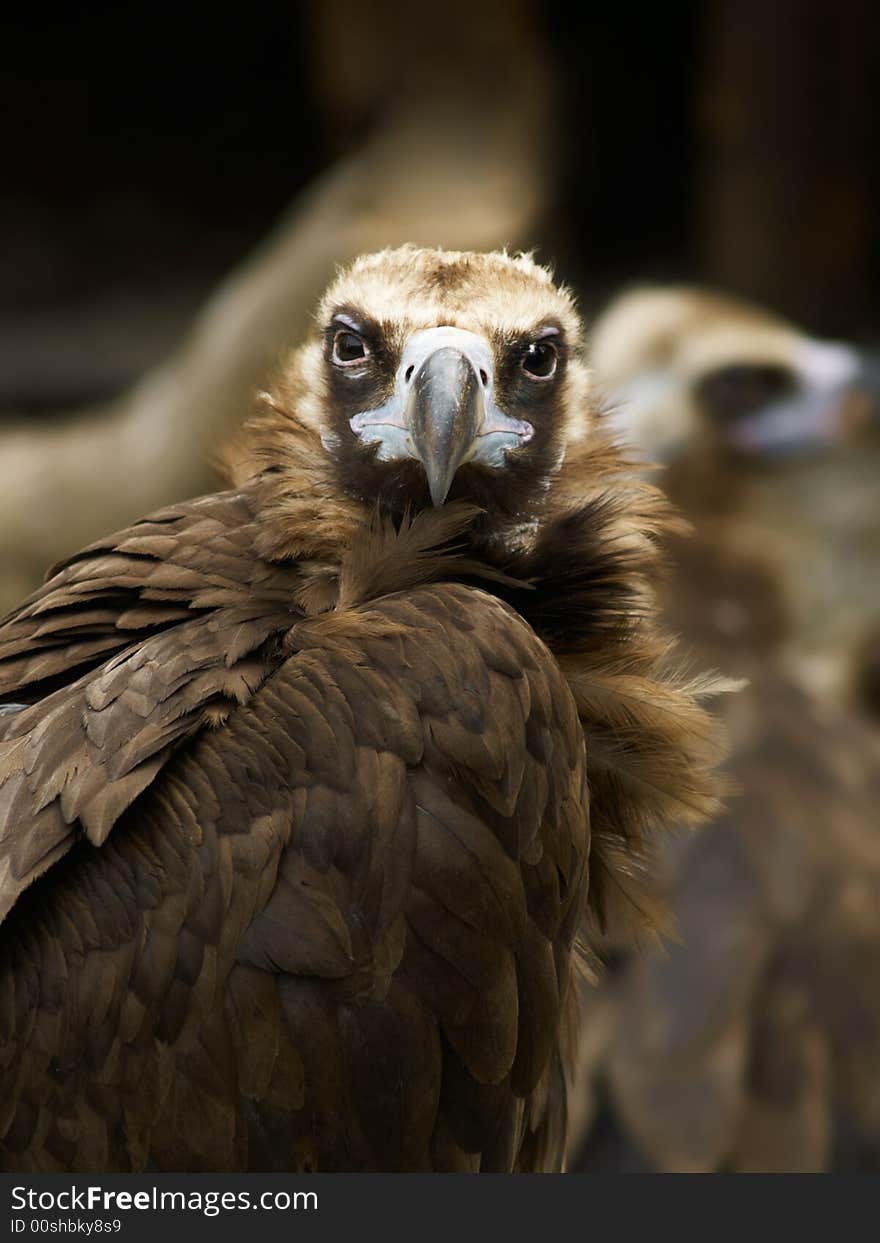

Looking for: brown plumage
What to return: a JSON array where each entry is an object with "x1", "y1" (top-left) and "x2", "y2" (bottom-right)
[
  {"x1": 0, "y1": 248, "x2": 723, "y2": 1173},
  {"x1": 569, "y1": 285, "x2": 880, "y2": 1173}
]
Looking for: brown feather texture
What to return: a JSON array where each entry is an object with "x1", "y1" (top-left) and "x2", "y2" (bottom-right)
[{"x1": 0, "y1": 247, "x2": 725, "y2": 1172}]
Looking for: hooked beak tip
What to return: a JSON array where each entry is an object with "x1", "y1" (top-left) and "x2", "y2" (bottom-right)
[{"x1": 427, "y1": 477, "x2": 453, "y2": 507}]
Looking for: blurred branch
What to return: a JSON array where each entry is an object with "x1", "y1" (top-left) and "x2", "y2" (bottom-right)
[{"x1": 0, "y1": 0, "x2": 555, "y2": 610}]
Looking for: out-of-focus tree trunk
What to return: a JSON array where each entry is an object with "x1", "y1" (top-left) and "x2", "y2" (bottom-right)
[
  {"x1": 0, "y1": 0, "x2": 555, "y2": 611},
  {"x1": 697, "y1": 0, "x2": 872, "y2": 332}
]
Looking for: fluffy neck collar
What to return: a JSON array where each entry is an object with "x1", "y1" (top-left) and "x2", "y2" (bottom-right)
[
  {"x1": 233, "y1": 392, "x2": 676, "y2": 645},
  {"x1": 226, "y1": 397, "x2": 729, "y2": 947}
]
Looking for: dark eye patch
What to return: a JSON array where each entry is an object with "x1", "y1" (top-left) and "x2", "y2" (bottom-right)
[
  {"x1": 323, "y1": 309, "x2": 401, "y2": 380},
  {"x1": 322, "y1": 308, "x2": 401, "y2": 447},
  {"x1": 697, "y1": 363, "x2": 796, "y2": 423},
  {"x1": 490, "y1": 324, "x2": 567, "y2": 417},
  {"x1": 324, "y1": 307, "x2": 382, "y2": 359}
]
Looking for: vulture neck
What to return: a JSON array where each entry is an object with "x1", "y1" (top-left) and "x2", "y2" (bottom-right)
[
  {"x1": 227, "y1": 403, "x2": 728, "y2": 945},
  {"x1": 662, "y1": 454, "x2": 791, "y2": 677},
  {"x1": 240, "y1": 406, "x2": 674, "y2": 660}
]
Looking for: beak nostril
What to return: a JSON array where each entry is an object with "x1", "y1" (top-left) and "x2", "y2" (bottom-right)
[
  {"x1": 479, "y1": 370, "x2": 488, "y2": 387},
  {"x1": 404, "y1": 365, "x2": 414, "y2": 383}
]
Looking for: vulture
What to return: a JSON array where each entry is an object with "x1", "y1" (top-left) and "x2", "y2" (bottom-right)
[
  {"x1": 0, "y1": 248, "x2": 723, "y2": 1173},
  {"x1": 568, "y1": 285, "x2": 880, "y2": 1173},
  {"x1": 590, "y1": 284, "x2": 880, "y2": 714}
]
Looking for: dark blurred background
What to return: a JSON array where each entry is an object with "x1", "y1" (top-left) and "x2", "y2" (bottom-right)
[{"x1": 2, "y1": 0, "x2": 877, "y2": 417}]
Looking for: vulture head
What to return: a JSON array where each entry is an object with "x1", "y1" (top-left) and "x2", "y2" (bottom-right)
[
  {"x1": 588, "y1": 285, "x2": 880, "y2": 714},
  {"x1": 250, "y1": 246, "x2": 588, "y2": 523},
  {"x1": 590, "y1": 285, "x2": 879, "y2": 464}
]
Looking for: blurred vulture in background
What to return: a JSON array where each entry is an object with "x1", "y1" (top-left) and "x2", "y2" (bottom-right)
[
  {"x1": 568, "y1": 286, "x2": 880, "y2": 1172},
  {"x1": 591, "y1": 285, "x2": 880, "y2": 714},
  {"x1": 0, "y1": 249, "x2": 724, "y2": 1173}
]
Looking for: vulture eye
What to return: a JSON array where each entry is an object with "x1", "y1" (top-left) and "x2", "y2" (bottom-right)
[
  {"x1": 333, "y1": 330, "x2": 369, "y2": 365},
  {"x1": 521, "y1": 341, "x2": 558, "y2": 380}
]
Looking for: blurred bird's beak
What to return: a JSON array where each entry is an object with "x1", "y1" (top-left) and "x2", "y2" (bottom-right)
[
  {"x1": 350, "y1": 326, "x2": 533, "y2": 504},
  {"x1": 729, "y1": 341, "x2": 880, "y2": 457}
]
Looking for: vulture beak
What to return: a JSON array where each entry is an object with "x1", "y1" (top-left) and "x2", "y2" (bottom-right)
[
  {"x1": 408, "y1": 346, "x2": 482, "y2": 507},
  {"x1": 728, "y1": 341, "x2": 880, "y2": 457},
  {"x1": 350, "y1": 326, "x2": 533, "y2": 505}
]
